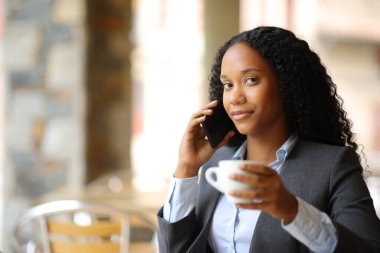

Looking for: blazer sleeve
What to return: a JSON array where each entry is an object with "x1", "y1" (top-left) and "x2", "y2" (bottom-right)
[
  {"x1": 328, "y1": 147, "x2": 380, "y2": 253},
  {"x1": 157, "y1": 207, "x2": 199, "y2": 253}
]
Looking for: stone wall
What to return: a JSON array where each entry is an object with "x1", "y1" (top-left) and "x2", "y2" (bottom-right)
[{"x1": 3, "y1": 0, "x2": 85, "y2": 250}]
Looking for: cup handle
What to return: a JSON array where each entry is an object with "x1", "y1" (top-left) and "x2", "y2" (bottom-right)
[{"x1": 205, "y1": 167, "x2": 225, "y2": 193}]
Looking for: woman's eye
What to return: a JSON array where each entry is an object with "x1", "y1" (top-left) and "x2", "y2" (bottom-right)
[
  {"x1": 246, "y1": 77, "x2": 257, "y2": 85},
  {"x1": 223, "y1": 83, "x2": 233, "y2": 89}
]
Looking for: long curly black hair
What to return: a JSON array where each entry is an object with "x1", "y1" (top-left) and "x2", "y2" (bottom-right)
[{"x1": 209, "y1": 26, "x2": 359, "y2": 155}]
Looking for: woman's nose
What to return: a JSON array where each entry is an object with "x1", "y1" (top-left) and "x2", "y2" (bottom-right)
[{"x1": 229, "y1": 86, "x2": 246, "y2": 106}]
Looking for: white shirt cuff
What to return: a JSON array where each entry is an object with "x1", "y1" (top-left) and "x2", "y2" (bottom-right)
[
  {"x1": 163, "y1": 176, "x2": 198, "y2": 223},
  {"x1": 282, "y1": 197, "x2": 337, "y2": 253}
]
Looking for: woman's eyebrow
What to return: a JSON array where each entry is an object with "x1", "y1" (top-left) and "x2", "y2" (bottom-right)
[
  {"x1": 241, "y1": 68, "x2": 261, "y2": 74},
  {"x1": 220, "y1": 68, "x2": 261, "y2": 79}
]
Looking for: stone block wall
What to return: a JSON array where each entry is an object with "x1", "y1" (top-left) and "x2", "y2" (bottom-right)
[{"x1": 3, "y1": 0, "x2": 85, "y2": 250}]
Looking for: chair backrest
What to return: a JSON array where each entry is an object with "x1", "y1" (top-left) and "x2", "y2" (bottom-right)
[{"x1": 12, "y1": 200, "x2": 157, "y2": 253}]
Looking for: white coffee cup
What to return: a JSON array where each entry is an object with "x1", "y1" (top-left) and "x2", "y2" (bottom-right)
[{"x1": 205, "y1": 160, "x2": 264, "y2": 203}]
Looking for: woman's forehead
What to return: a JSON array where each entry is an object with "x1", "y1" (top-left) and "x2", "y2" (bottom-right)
[{"x1": 221, "y1": 43, "x2": 271, "y2": 76}]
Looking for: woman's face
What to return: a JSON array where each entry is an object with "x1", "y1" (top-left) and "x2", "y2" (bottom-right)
[{"x1": 220, "y1": 42, "x2": 287, "y2": 137}]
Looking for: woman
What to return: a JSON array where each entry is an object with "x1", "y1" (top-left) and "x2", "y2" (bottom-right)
[{"x1": 157, "y1": 26, "x2": 380, "y2": 253}]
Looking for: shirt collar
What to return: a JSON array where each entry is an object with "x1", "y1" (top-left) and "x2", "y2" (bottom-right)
[{"x1": 232, "y1": 134, "x2": 298, "y2": 171}]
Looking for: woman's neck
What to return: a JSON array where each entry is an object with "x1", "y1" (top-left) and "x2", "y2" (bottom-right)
[{"x1": 245, "y1": 128, "x2": 290, "y2": 165}]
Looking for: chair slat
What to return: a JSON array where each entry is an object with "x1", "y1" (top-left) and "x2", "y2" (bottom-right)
[
  {"x1": 51, "y1": 241, "x2": 120, "y2": 253},
  {"x1": 48, "y1": 220, "x2": 121, "y2": 236},
  {"x1": 51, "y1": 241, "x2": 157, "y2": 253}
]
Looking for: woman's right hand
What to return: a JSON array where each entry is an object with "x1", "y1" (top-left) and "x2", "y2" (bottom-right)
[{"x1": 175, "y1": 100, "x2": 235, "y2": 178}]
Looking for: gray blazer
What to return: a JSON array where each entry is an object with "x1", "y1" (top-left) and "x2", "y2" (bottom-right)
[{"x1": 157, "y1": 140, "x2": 380, "y2": 252}]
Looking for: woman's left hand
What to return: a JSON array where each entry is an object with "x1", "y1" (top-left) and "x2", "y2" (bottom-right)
[{"x1": 228, "y1": 163, "x2": 298, "y2": 224}]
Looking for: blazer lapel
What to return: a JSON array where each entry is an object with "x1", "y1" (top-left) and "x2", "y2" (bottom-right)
[
  {"x1": 197, "y1": 176, "x2": 220, "y2": 229},
  {"x1": 187, "y1": 181, "x2": 220, "y2": 253},
  {"x1": 249, "y1": 145, "x2": 303, "y2": 252},
  {"x1": 196, "y1": 146, "x2": 238, "y2": 229},
  {"x1": 189, "y1": 146, "x2": 237, "y2": 252}
]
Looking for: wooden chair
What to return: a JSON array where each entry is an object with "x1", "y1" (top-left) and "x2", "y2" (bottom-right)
[{"x1": 11, "y1": 200, "x2": 157, "y2": 253}]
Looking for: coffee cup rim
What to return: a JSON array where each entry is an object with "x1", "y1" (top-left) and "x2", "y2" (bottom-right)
[{"x1": 219, "y1": 160, "x2": 266, "y2": 166}]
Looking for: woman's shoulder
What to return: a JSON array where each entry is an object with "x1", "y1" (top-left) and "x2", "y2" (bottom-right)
[
  {"x1": 293, "y1": 139, "x2": 359, "y2": 164},
  {"x1": 297, "y1": 139, "x2": 354, "y2": 151},
  {"x1": 285, "y1": 140, "x2": 363, "y2": 193}
]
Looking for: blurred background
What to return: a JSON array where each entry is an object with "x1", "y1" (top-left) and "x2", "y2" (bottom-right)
[{"x1": 0, "y1": 0, "x2": 379, "y2": 252}]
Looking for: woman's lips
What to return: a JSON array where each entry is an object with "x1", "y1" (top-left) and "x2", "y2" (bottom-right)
[{"x1": 231, "y1": 110, "x2": 253, "y2": 121}]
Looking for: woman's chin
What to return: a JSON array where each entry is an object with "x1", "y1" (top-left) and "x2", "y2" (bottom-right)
[
  {"x1": 234, "y1": 126, "x2": 251, "y2": 135},
  {"x1": 235, "y1": 125, "x2": 263, "y2": 137}
]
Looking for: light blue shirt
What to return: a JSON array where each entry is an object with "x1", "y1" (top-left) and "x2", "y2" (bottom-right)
[{"x1": 163, "y1": 135, "x2": 337, "y2": 253}]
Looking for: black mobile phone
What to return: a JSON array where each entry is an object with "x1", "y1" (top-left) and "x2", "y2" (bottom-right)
[{"x1": 201, "y1": 101, "x2": 236, "y2": 148}]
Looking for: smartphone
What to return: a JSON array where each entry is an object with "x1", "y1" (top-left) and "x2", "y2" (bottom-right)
[{"x1": 201, "y1": 101, "x2": 236, "y2": 148}]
